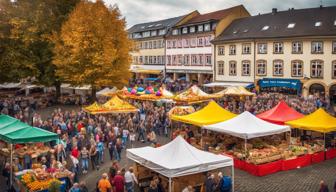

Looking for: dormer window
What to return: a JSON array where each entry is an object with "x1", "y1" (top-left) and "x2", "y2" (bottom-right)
[
  {"x1": 151, "y1": 31, "x2": 157, "y2": 36},
  {"x1": 190, "y1": 26, "x2": 195, "y2": 33},
  {"x1": 148, "y1": 24, "x2": 154, "y2": 28},
  {"x1": 315, "y1": 21, "x2": 322, "y2": 27},
  {"x1": 182, "y1": 27, "x2": 188, "y2": 34},
  {"x1": 198, "y1": 25, "x2": 203, "y2": 32},
  {"x1": 155, "y1": 24, "x2": 162, "y2": 27},
  {"x1": 233, "y1": 30, "x2": 238, "y2": 34},
  {"x1": 143, "y1": 31, "x2": 150, "y2": 37},
  {"x1": 172, "y1": 29, "x2": 178, "y2": 35},
  {"x1": 158, "y1": 29, "x2": 166, "y2": 35},
  {"x1": 243, "y1": 29, "x2": 248, "y2": 33},
  {"x1": 204, "y1": 24, "x2": 211, "y2": 31},
  {"x1": 287, "y1": 23, "x2": 295, "y2": 28},
  {"x1": 262, "y1": 25, "x2": 269, "y2": 31}
]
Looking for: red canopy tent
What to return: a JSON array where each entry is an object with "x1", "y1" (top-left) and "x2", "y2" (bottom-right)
[{"x1": 257, "y1": 101, "x2": 304, "y2": 125}]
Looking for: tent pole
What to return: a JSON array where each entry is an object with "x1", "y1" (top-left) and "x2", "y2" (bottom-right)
[
  {"x1": 10, "y1": 144, "x2": 13, "y2": 188},
  {"x1": 169, "y1": 177, "x2": 172, "y2": 192},
  {"x1": 244, "y1": 138, "x2": 247, "y2": 159},
  {"x1": 232, "y1": 165, "x2": 235, "y2": 192}
]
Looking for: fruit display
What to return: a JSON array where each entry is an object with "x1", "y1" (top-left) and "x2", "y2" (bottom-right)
[
  {"x1": 168, "y1": 106, "x2": 195, "y2": 117},
  {"x1": 26, "y1": 178, "x2": 60, "y2": 192},
  {"x1": 0, "y1": 144, "x2": 50, "y2": 159}
]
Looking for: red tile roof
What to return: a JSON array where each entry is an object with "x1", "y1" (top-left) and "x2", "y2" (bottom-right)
[{"x1": 185, "y1": 5, "x2": 245, "y2": 24}]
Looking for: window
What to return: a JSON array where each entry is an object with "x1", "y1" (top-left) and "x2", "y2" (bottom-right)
[
  {"x1": 153, "y1": 41, "x2": 157, "y2": 49},
  {"x1": 229, "y1": 61, "x2": 237, "y2": 76},
  {"x1": 172, "y1": 55, "x2": 177, "y2": 65},
  {"x1": 256, "y1": 60, "x2": 267, "y2": 76},
  {"x1": 198, "y1": 25, "x2": 203, "y2": 32},
  {"x1": 183, "y1": 39, "x2": 189, "y2": 48},
  {"x1": 159, "y1": 29, "x2": 166, "y2": 35},
  {"x1": 143, "y1": 31, "x2": 150, "y2": 37},
  {"x1": 149, "y1": 56, "x2": 153, "y2": 64},
  {"x1": 274, "y1": 42, "x2": 283, "y2": 54},
  {"x1": 262, "y1": 25, "x2": 269, "y2": 31},
  {"x1": 332, "y1": 41, "x2": 336, "y2": 54},
  {"x1": 190, "y1": 26, "x2": 195, "y2": 33},
  {"x1": 311, "y1": 60, "x2": 323, "y2": 78},
  {"x1": 292, "y1": 41, "x2": 302, "y2": 54},
  {"x1": 204, "y1": 24, "x2": 211, "y2": 31},
  {"x1": 133, "y1": 33, "x2": 142, "y2": 38},
  {"x1": 217, "y1": 61, "x2": 224, "y2": 75},
  {"x1": 287, "y1": 23, "x2": 295, "y2": 28},
  {"x1": 139, "y1": 56, "x2": 143, "y2": 64},
  {"x1": 167, "y1": 41, "x2": 171, "y2": 49},
  {"x1": 151, "y1": 31, "x2": 157, "y2": 36},
  {"x1": 315, "y1": 21, "x2": 322, "y2": 27},
  {"x1": 183, "y1": 55, "x2": 190, "y2": 65},
  {"x1": 144, "y1": 42, "x2": 148, "y2": 49},
  {"x1": 167, "y1": 55, "x2": 171, "y2": 65},
  {"x1": 332, "y1": 61, "x2": 336, "y2": 79},
  {"x1": 190, "y1": 38, "x2": 197, "y2": 47},
  {"x1": 157, "y1": 56, "x2": 161, "y2": 64},
  {"x1": 242, "y1": 43, "x2": 251, "y2": 54},
  {"x1": 311, "y1": 41, "x2": 323, "y2": 53},
  {"x1": 229, "y1": 45, "x2": 236, "y2": 55},
  {"x1": 191, "y1": 55, "x2": 197, "y2": 65},
  {"x1": 291, "y1": 60, "x2": 303, "y2": 77},
  {"x1": 204, "y1": 36, "x2": 211, "y2": 46},
  {"x1": 148, "y1": 41, "x2": 152, "y2": 49},
  {"x1": 205, "y1": 55, "x2": 211, "y2": 65},
  {"x1": 144, "y1": 56, "x2": 148, "y2": 64},
  {"x1": 172, "y1": 40, "x2": 176, "y2": 48},
  {"x1": 273, "y1": 60, "x2": 284, "y2": 76},
  {"x1": 258, "y1": 43, "x2": 267, "y2": 54},
  {"x1": 242, "y1": 60, "x2": 250, "y2": 76},
  {"x1": 177, "y1": 39, "x2": 182, "y2": 48},
  {"x1": 182, "y1": 27, "x2": 188, "y2": 34},
  {"x1": 153, "y1": 56, "x2": 157, "y2": 64},
  {"x1": 218, "y1": 46, "x2": 224, "y2": 55},
  {"x1": 172, "y1": 29, "x2": 178, "y2": 35},
  {"x1": 177, "y1": 55, "x2": 183, "y2": 65},
  {"x1": 197, "y1": 37, "x2": 204, "y2": 47}
]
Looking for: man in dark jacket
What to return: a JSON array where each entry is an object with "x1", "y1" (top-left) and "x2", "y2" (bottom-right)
[{"x1": 205, "y1": 173, "x2": 216, "y2": 192}]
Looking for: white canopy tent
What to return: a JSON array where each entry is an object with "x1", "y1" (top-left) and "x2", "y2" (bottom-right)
[
  {"x1": 96, "y1": 87, "x2": 117, "y2": 96},
  {"x1": 127, "y1": 136, "x2": 234, "y2": 191},
  {"x1": 203, "y1": 111, "x2": 290, "y2": 157},
  {"x1": 203, "y1": 111, "x2": 290, "y2": 139}
]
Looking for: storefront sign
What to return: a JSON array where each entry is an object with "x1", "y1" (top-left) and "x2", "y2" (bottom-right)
[{"x1": 259, "y1": 78, "x2": 301, "y2": 90}]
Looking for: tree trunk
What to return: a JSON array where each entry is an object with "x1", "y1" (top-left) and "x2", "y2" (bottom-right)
[
  {"x1": 91, "y1": 85, "x2": 96, "y2": 102},
  {"x1": 55, "y1": 82, "x2": 61, "y2": 104}
]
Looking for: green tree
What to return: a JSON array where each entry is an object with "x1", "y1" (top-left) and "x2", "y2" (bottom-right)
[
  {"x1": 53, "y1": 0, "x2": 131, "y2": 100},
  {"x1": 0, "y1": 0, "x2": 79, "y2": 98}
]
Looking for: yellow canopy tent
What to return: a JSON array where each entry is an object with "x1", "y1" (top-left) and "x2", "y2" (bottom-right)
[
  {"x1": 83, "y1": 102, "x2": 107, "y2": 114},
  {"x1": 174, "y1": 85, "x2": 222, "y2": 103},
  {"x1": 286, "y1": 108, "x2": 336, "y2": 133},
  {"x1": 171, "y1": 101, "x2": 237, "y2": 126},
  {"x1": 215, "y1": 86, "x2": 255, "y2": 96},
  {"x1": 101, "y1": 95, "x2": 138, "y2": 113}
]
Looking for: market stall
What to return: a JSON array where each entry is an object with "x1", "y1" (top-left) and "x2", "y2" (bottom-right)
[
  {"x1": 127, "y1": 136, "x2": 234, "y2": 192},
  {"x1": 286, "y1": 108, "x2": 336, "y2": 161},
  {"x1": 168, "y1": 106, "x2": 195, "y2": 117},
  {"x1": 171, "y1": 101, "x2": 236, "y2": 126},
  {"x1": 203, "y1": 111, "x2": 293, "y2": 176},
  {"x1": 83, "y1": 95, "x2": 138, "y2": 114},
  {"x1": 117, "y1": 86, "x2": 174, "y2": 101},
  {"x1": 257, "y1": 100, "x2": 304, "y2": 125},
  {"x1": 174, "y1": 85, "x2": 222, "y2": 104},
  {"x1": 0, "y1": 115, "x2": 61, "y2": 191},
  {"x1": 215, "y1": 86, "x2": 255, "y2": 97}
]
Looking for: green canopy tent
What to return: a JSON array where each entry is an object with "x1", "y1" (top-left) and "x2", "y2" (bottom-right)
[{"x1": 0, "y1": 115, "x2": 59, "y2": 187}]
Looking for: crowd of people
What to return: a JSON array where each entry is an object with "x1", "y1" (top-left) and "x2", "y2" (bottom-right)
[{"x1": 0, "y1": 81, "x2": 335, "y2": 192}]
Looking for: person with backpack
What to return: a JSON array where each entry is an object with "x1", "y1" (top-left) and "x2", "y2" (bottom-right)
[{"x1": 217, "y1": 172, "x2": 232, "y2": 192}]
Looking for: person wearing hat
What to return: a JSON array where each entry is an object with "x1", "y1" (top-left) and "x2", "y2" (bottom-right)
[{"x1": 98, "y1": 173, "x2": 112, "y2": 192}]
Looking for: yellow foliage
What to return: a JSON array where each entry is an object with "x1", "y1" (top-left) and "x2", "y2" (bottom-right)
[{"x1": 53, "y1": 1, "x2": 131, "y2": 90}]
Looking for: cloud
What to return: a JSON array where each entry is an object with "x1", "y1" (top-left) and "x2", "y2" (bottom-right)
[{"x1": 103, "y1": 0, "x2": 336, "y2": 27}]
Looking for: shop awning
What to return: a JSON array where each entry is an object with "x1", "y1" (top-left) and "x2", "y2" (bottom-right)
[
  {"x1": 204, "y1": 82, "x2": 254, "y2": 88},
  {"x1": 286, "y1": 108, "x2": 336, "y2": 133},
  {"x1": 0, "y1": 115, "x2": 58, "y2": 144},
  {"x1": 171, "y1": 101, "x2": 236, "y2": 126},
  {"x1": 259, "y1": 78, "x2": 301, "y2": 90},
  {"x1": 203, "y1": 111, "x2": 290, "y2": 139},
  {"x1": 257, "y1": 101, "x2": 304, "y2": 125},
  {"x1": 127, "y1": 136, "x2": 233, "y2": 178}
]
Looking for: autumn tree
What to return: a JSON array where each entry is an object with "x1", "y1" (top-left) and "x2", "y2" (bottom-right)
[
  {"x1": 0, "y1": 0, "x2": 78, "y2": 97},
  {"x1": 53, "y1": 0, "x2": 132, "y2": 100}
]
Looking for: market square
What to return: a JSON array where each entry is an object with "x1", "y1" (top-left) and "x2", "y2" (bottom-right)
[{"x1": 0, "y1": 0, "x2": 336, "y2": 192}]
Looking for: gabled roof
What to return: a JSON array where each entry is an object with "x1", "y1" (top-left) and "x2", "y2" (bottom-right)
[
  {"x1": 257, "y1": 101, "x2": 304, "y2": 125},
  {"x1": 183, "y1": 5, "x2": 247, "y2": 25},
  {"x1": 213, "y1": 6, "x2": 336, "y2": 43},
  {"x1": 127, "y1": 15, "x2": 186, "y2": 34}
]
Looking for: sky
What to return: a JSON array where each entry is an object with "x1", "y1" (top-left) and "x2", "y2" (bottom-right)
[{"x1": 103, "y1": 0, "x2": 336, "y2": 28}]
